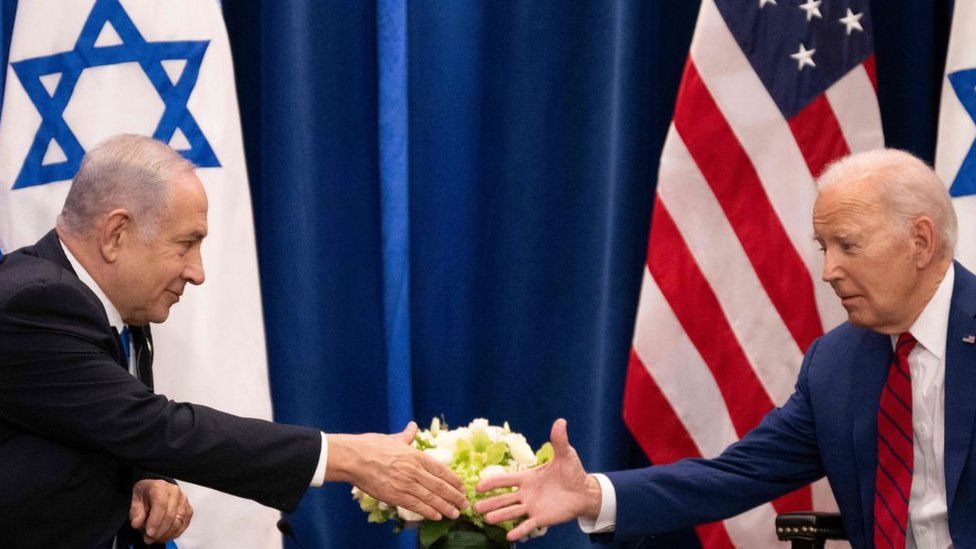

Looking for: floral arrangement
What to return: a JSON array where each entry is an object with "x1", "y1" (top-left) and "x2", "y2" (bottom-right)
[{"x1": 353, "y1": 418, "x2": 553, "y2": 548}]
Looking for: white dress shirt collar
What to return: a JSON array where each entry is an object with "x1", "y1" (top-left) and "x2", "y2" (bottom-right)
[
  {"x1": 58, "y1": 235, "x2": 125, "y2": 331},
  {"x1": 893, "y1": 265, "x2": 954, "y2": 358}
]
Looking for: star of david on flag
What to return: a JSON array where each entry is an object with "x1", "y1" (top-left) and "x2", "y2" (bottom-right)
[{"x1": 9, "y1": 0, "x2": 218, "y2": 190}]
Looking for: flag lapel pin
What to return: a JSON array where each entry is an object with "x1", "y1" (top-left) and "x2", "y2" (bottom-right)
[{"x1": 963, "y1": 335, "x2": 976, "y2": 344}]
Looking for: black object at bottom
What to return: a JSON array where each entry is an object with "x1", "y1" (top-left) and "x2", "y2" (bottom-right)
[{"x1": 776, "y1": 512, "x2": 846, "y2": 549}]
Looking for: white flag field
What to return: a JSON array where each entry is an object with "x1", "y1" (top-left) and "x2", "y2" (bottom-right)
[
  {"x1": 937, "y1": 1, "x2": 976, "y2": 271},
  {"x1": 0, "y1": 1, "x2": 279, "y2": 547}
]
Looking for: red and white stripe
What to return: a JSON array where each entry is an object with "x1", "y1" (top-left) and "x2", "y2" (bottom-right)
[{"x1": 624, "y1": 1, "x2": 882, "y2": 546}]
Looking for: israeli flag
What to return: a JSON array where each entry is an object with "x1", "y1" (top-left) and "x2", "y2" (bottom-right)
[
  {"x1": 937, "y1": 2, "x2": 976, "y2": 270},
  {"x1": 0, "y1": 1, "x2": 280, "y2": 547}
]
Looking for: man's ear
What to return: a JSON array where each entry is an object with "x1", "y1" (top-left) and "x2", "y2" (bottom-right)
[
  {"x1": 99, "y1": 209, "x2": 133, "y2": 263},
  {"x1": 911, "y1": 216, "x2": 938, "y2": 268}
]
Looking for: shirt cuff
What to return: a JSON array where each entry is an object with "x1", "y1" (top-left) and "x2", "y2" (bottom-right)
[
  {"x1": 577, "y1": 473, "x2": 617, "y2": 534},
  {"x1": 309, "y1": 432, "x2": 329, "y2": 487}
]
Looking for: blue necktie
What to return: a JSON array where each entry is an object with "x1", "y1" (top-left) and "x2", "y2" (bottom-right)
[{"x1": 119, "y1": 326, "x2": 131, "y2": 369}]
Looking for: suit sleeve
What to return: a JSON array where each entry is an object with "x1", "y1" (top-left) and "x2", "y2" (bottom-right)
[
  {"x1": 0, "y1": 278, "x2": 321, "y2": 512},
  {"x1": 603, "y1": 338, "x2": 827, "y2": 542}
]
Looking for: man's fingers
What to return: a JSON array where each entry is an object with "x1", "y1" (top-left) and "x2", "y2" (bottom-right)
[
  {"x1": 507, "y1": 517, "x2": 539, "y2": 542},
  {"x1": 170, "y1": 496, "x2": 192, "y2": 539},
  {"x1": 129, "y1": 494, "x2": 147, "y2": 530},
  {"x1": 407, "y1": 482, "x2": 461, "y2": 520},
  {"x1": 418, "y1": 456, "x2": 467, "y2": 502},
  {"x1": 477, "y1": 471, "x2": 523, "y2": 493},
  {"x1": 143, "y1": 492, "x2": 167, "y2": 539},
  {"x1": 397, "y1": 421, "x2": 419, "y2": 444},
  {"x1": 399, "y1": 494, "x2": 443, "y2": 521},
  {"x1": 417, "y1": 466, "x2": 468, "y2": 511},
  {"x1": 550, "y1": 418, "x2": 571, "y2": 459},
  {"x1": 485, "y1": 503, "x2": 527, "y2": 525},
  {"x1": 474, "y1": 492, "x2": 520, "y2": 514},
  {"x1": 156, "y1": 491, "x2": 182, "y2": 541}
]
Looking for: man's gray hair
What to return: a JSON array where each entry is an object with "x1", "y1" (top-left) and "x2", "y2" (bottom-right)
[
  {"x1": 57, "y1": 134, "x2": 196, "y2": 239},
  {"x1": 816, "y1": 148, "x2": 958, "y2": 259}
]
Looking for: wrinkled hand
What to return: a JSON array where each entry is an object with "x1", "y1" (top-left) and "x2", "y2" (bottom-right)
[
  {"x1": 474, "y1": 419, "x2": 602, "y2": 541},
  {"x1": 328, "y1": 422, "x2": 468, "y2": 521},
  {"x1": 130, "y1": 479, "x2": 192, "y2": 544}
]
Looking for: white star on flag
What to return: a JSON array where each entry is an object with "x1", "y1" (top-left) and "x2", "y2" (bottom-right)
[
  {"x1": 839, "y1": 8, "x2": 864, "y2": 35},
  {"x1": 759, "y1": 0, "x2": 777, "y2": 8},
  {"x1": 790, "y1": 43, "x2": 816, "y2": 70},
  {"x1": 798, "y1": 0, "x2": 823, "y2": 22}
]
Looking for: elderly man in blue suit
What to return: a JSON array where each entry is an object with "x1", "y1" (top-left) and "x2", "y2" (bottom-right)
[{"x1": 476, "y1": 149, "x2": 972, "y2": 548}]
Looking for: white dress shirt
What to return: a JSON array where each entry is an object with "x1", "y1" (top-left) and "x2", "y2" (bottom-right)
[
  {"x1": 58, "y1": 237, "x2": 329, "y2": 486},
  {"x1": 581, "y1": 267, "x2": 956, "y2": 547}
]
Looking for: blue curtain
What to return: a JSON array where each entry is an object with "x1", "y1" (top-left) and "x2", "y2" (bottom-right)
[
  {"x1": 220, "y1": 2, "x2": 953, "y2": 547},
  {"x1": 0, "y1": 0, "x2": 953, "y2": 547}
]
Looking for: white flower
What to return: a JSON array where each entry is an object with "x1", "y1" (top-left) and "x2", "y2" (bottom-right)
[
  {"x1": 469, "y1": 418, "x2": 490, "y2": 431},
  {"x1": 479, "y1": 464, "x2": 507, "y2": 480},
  {"x1": 414, "y1": 431, "x2": 434, "y2": 448},
  {"x1": 425, "y1": 447, "x2": 454, "y2": 465},
  {"x1": 503, "y1": 433, "x2": 537, "y2": 466},
  {"x1": 397, "y1": 507, "x2": 424, "y2": 522},
  {"x1": 430, "y1": 417, "x2": 441, "y2": 436},
  {"x1": 436, "y1": 428, "x2": 466, "y2": 454}
]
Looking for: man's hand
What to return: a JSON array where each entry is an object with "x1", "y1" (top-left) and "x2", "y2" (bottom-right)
[
  {"x1": 129, "y1": 479, "x2": 192, "y2": 544},
  {"x1": 327, "y1": 422, "x2": 469, "y2": 521},
  {"x1": 474, "y1": 419, "x2": 602, "y2": 541}
]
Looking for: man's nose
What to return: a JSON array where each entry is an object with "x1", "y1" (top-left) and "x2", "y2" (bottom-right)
[
  {"x1": 183, "y1": 250, "x2": 205, "y2": 285},
  {"x1": 821, "y1": 250, "x2": 842, "y2": 282}
]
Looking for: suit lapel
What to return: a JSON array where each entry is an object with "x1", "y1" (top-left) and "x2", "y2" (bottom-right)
[
  {"x1": 850, "y1": 328, "x2": 893, "y2": 539},
  {"x1": 945, "y1": 262, "x2": 976, "y2": 508}
]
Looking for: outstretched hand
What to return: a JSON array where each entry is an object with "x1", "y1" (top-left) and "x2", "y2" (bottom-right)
[
  {"x1": 327, "y1": 422, "x2": 469, "y2": 521},
  {"x1": 474, "y1": 418, "x2": 603, "y2": 541}
]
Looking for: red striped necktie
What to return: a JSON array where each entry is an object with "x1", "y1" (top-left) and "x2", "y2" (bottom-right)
[{"x1": 874, "y1": 332, "x2": 917, "y2": 548}]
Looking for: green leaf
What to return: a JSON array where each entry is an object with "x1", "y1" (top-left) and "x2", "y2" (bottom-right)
[
  {"x1": 483, "y1": 524, "x2": 510, "y2": 545},
  {"x1": 419, "y1": 519, "x2": 455, "y2": 548}
]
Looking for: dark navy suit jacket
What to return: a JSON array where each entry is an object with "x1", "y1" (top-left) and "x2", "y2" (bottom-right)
[
  {"x1": 604, "y1": 262, "x2": 976, "y2": 548},
  {"x1": 0, "y1": 230, "x2": 322, "y2": 548}
]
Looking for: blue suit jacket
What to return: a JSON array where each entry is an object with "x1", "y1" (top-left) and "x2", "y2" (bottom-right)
[{"x1": 606, "y1": 262, "x2": 976, "y2": 548}]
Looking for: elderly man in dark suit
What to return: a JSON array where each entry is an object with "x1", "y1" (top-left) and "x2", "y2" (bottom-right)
[
  {"x1": 477, "y1": 149, "x2": 975, "y2": 548},
  {"x1": 0, "y1": 134, "x2": 467, "y2": 548}
]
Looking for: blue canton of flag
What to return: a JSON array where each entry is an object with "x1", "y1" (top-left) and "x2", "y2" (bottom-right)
[
  {"x1": 9, "y1": 0, "x2": 219, "y2": 190},
  {"x1": 715, "y1": 0, "x2": 873, "y2": 118}
]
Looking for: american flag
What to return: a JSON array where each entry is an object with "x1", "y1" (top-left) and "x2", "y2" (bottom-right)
[{"x1": 623, "y1": 0, "x2": 881, "y2": 546}]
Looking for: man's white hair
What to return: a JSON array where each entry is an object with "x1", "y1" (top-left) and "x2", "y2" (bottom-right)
[
  {"x1": 57, "y1": 134, "x2": 196, "y2": 239},
  {"x1": 816, "y1": 148, "x2": 957, "y2": 259}
]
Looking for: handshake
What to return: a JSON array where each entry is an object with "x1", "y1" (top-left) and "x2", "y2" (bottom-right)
[{"x1": 336, "y1": 418, "x2": 601, "y2": 543}]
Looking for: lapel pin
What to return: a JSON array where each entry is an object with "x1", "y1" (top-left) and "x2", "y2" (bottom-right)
[{"x1": 963, "y1": 335, "x2": 975, "y2": 344}]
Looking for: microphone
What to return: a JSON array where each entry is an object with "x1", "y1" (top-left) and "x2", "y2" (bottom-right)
[{"x1": 277, "y1": 517, "x2": 307, "y2": 549}]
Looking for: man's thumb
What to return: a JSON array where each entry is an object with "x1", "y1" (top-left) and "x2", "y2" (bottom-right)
[
  {"x1": 398, "y1": 421, "x2": 419, "y2": 444},
  {"x1": 550, "y1": 418, "x2": 571, "y2": 458}
]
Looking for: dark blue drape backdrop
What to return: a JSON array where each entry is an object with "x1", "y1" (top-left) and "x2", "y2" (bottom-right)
[
  {"x1": 0, "y1": 1, "x2": 953, "y2": 548},
  {"x1": 220, "y1": 1, "x2": 953, "y2": 547}
]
